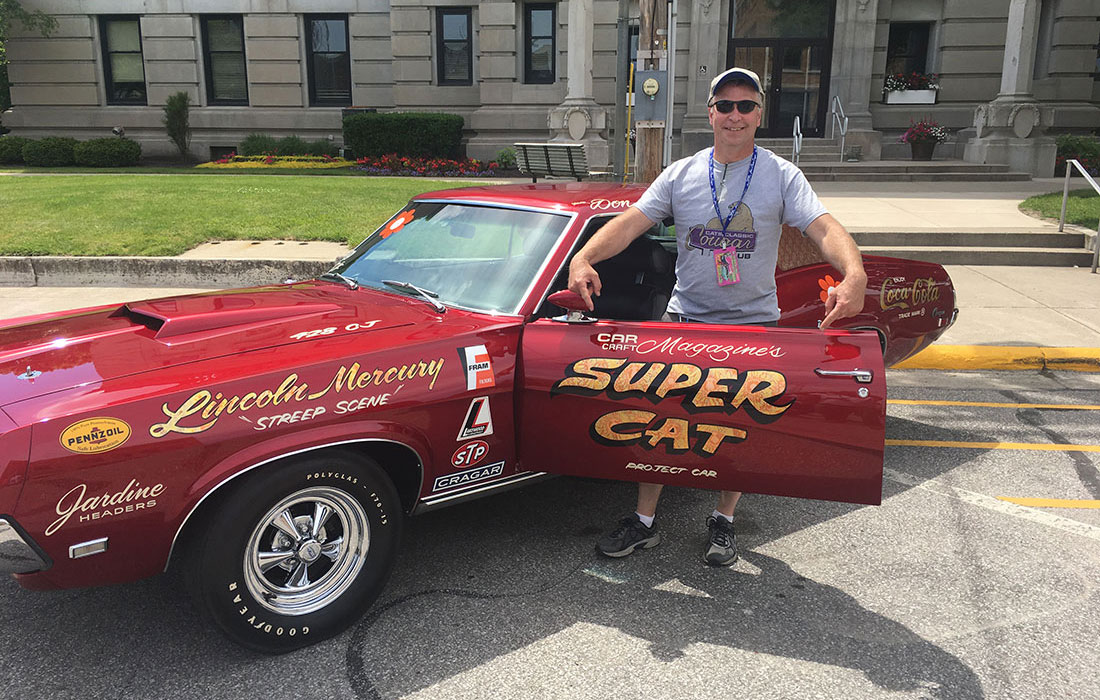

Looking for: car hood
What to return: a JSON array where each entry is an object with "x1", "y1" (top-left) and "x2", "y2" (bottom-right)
[{"x1": 0, "y1": 283, "x2": 430, "y2": 407}]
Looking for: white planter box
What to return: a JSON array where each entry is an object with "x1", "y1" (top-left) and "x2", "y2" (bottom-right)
[{"x1": 883, "y1": 89, "x2": 937, "y2": 105}]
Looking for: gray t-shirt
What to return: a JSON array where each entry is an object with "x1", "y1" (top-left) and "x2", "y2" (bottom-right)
[{"x1": 635, "y1": 146, "x2": 827, "y2": 323}]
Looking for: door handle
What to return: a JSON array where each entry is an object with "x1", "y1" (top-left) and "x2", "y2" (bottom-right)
[{"x1": 814, "y1": 368, "x2": 873, "y2": 384}]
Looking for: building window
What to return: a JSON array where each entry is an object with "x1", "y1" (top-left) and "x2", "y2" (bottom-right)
[
  {"x1": 524, "y1": 4, "x2": 555, "y2": 84},
  {"x1": 201, "y1": 16, "x2": 248, "y2": 105},
  {"x1": 885, "y1": 22, "x2": 931, "y2": 76},
  {"x1": 305, "y1": 15, "x2": 351, "y2": 106},
  {"x1": 437, "y1": 8, "x2": 473, "y2": 86},
  {"x1": 100, "y1": 16, "x2": 146, "y2": 105}
]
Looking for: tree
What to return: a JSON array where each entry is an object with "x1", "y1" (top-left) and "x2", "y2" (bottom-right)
[
  {"x1": 1, "y1": 1, "x2": 57, "y2": 125},
  {"x1": 163, "y1": 91, "x2": 192, "y2": 161}
]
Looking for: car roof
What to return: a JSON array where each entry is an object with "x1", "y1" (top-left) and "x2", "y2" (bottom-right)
[{"x1": 413, "y1": 182, "x2": 650, "y2": 212}]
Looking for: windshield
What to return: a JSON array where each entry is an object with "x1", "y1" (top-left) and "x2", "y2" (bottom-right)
[{"x1": 335, "y1": 202, "x2": 570, "y2": 313}]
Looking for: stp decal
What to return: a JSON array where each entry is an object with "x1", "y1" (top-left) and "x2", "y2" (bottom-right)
[
  {"x1": 60, "y1": 418, "x2": 131, "y2": 454},
  {"x1": 459, "y1": 344, "x2": 495, "y2": 391},
  {"x1": 451, "y1": 440, "x2": 489, "y2": 468},
  {"x1": 458, "y1": 396, "x2": 494, "y2": 440}
]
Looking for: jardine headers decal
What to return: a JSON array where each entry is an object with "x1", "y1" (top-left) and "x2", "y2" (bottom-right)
[{"x1": 551, "y1": 357, "x2": 793, "y2": 456}]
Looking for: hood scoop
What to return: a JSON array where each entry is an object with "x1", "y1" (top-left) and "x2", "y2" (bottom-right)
[{"x1": 118, "y1": 301, "x2": 342, "y2": 341}]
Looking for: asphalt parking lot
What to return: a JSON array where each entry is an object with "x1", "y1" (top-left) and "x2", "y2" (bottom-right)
[{"x1": 2, "y1": 368, "x2": 1098, "y2": 700}]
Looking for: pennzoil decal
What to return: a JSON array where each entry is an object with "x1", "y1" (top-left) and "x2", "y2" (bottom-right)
[
  {"x1": 60, "y1": 418, "x2": 131, "y2": 454},
  {"x1": 458, "y1": 396, "x2": 494, "y2": 439},
  {"x1": 459, "y1": 344, "x2": 495, "y2": 391},
  {"x1": 552, "y1": 358, "x2": 793, "y2": 456},
  {"x1": 433, "y1": 461, "x2": 505, "y2": 492}
]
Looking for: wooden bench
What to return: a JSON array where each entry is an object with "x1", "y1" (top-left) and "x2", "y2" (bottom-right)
[{"x1": 514, "y1": 142, "x2": 588, "y2": 182}]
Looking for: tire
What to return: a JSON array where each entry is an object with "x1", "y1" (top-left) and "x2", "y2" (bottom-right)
[{"x1": 185, "y1": 451, "x2": 403, "y2": 653}]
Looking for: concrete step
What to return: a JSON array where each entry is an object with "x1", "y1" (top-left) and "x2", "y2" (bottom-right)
[
  {"x1": 861, "y1": 246, "x2": 1096, "y2": 266},
  {"x1": 852, "y1": 231, "x2": 1087, "y2": 248},
  {"x1": 808, "y1": 171, "x2": 1032, "y2": 182}
]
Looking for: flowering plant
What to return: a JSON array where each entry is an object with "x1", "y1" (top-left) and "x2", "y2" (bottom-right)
[
  {"x1": 883, "y1": 72, "x2": 940, "y2": 92},
  {"x1": 355, "y1": 153, "x2": 499, "y2": 177},
  {"x1": 197, "y1": 154, "x2": 355, "y2": 169},
  {"x1": 899, "y1": 118, "x2": 948, "y2": 144}
]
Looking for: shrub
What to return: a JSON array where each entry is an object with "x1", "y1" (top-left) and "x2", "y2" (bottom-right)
[
  {"x1": 163, "y1": 91, "x2": 192, "y2": 160},
  {"x1": 275, "y1": 135, "x2": 308, "y2": 155},
  {"x1": 22, "y1": 136, "x2": 78, "y2": 166},
  {"x1": 305, "y1": 139, "x2": 340, "y2": 157},
  {"x1": 1055, "y1": 133, "x2": 1100, "y2": 176},
  {"x1": 494, "y1": 147, "x2": 517, "y2": 170},
  {"x1": 238, "y1": 133, "x2": 279, "y2": 156},
  {"x1": 0, "y1": 136, "x2": 32, "y2": 164},
  {"x1": 74, "y1": 137, "x2": 142, "y2": 167},
  {"x1": 343, "y1": 112, "x2": 464, "y2": 159}
]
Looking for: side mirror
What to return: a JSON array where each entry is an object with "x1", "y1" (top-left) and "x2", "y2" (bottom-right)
[{"x1": 546, "y1": 290, "x2": 596, "y2": 323}]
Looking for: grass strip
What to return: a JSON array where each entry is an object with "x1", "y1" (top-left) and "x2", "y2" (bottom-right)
[
  {"x1": 1019, "y1": 188, "x2": 1099, "y2": 230},
  {"x1": 0, "y1": 174, "x2": 492, "y2": 256}
]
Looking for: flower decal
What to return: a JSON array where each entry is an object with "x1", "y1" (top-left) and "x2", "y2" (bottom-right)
[
  {"x1": 818, "y1": 274, "x2": 840, "y2": 303},
  {"x1": 382, "y1": 209, "x2": 415, "y2": 238}
]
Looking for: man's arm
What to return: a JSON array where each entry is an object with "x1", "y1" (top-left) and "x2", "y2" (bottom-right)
[
  {"x1": 804, "y1": 213, "x2": 868, "y2": 330},
  {"x1": 568, "y1": 206, "x2": 658, "y2": 310}
]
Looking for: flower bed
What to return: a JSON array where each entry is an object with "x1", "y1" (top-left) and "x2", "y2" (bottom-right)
[
  {"x1": 197, "y1": 154, "x2": 355, "y2": 169},
  {"x1": 355, "y1": 153, "x2": 499, "y2": 177}
]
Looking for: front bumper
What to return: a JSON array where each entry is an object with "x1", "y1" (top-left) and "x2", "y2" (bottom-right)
[{"x1": 0, "y1": 517, "x2": 49, "y2": 574}]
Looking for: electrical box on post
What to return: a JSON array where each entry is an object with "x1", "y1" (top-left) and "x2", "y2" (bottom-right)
[{"x1": 633, "y1": 70, "x2": 668, "y2": 123}]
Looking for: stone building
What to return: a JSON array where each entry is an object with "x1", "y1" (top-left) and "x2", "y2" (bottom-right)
[{"x1": 3, "y1": 0, "x2": 1098, "y2": 176}]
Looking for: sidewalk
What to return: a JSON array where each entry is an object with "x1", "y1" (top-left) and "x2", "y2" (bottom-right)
[{"x1": 1, "y1": 179, "x2": 1098, "y2": 371}]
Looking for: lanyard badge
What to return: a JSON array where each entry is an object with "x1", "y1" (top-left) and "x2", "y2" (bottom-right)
[{"x1": 708, "y1": 146, "x2": 756, "y2": 286}]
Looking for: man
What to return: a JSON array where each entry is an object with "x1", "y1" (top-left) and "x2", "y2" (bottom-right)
[{"x1": 567, "y1": 67, "x2": 867, "y2": 566}]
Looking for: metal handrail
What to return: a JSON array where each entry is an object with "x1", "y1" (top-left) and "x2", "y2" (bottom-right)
[
  {"x1": 830, "y1": 95, "x2": 848, "y2": 163},
  {"x1": 792, "y1": 116, "x2": 803, "y2": 166},
  {"x1": 1059, "y1": 159, "x2": 1100, "y2": 273}
]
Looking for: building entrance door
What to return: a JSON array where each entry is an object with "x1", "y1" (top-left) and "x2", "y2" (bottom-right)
[{"x1": 725, "y1": 0, "x2": 835, "y2": 139}]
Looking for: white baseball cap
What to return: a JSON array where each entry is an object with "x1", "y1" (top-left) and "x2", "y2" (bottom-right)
[{"x1": 709, "y1": 67, "x2": 763, "y2": 99}]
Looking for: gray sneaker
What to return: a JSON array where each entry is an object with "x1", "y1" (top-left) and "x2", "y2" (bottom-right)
[
  {"x1": 597, "y1": 514, "x2": 661, "y2": 557},
  {"x1": 704, "y1": 515, "x2": 738, "y2": 566}
]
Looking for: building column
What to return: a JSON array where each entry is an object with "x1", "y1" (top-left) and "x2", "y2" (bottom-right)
[
  {"x1": 679, "y1": 0, "x2": 723, "y2": 156},
  {"x1": 829, "y1": 0, "x2": 881, "y2": 159},
  {"x1": 548, "y1": 0, "x2": 609, "y2": 167},
  {"x1": 963, "y1": 0, "x2": 1055, "y2": 176}
]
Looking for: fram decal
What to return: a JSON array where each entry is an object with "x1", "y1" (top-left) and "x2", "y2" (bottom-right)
[
  {"x1": 46, "y1": 479, "x2": 165, "y2": 536},
  {"x1": 433, "y1": 461, "x2": 505, "y2": 492},
  {"x1": 60, "y1": 418, "x2": 131, "y2": 454},
  {"x1": 451, "y1": 440, "x2": 489, "y2": 468},
  {"x1": 459, "y1": 344, "x2": 495, "y2": 391},
  {"x1": 458, "y1": 396, "x2": 494, "y2": 439},
  {"x1": 552, "y1": 358, "x2": 793, "y2": 456}
]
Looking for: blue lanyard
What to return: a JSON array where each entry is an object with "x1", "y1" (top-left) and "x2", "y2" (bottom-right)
[{"x1": 709, "y1": 146, "x2": 757, "y2": 233}]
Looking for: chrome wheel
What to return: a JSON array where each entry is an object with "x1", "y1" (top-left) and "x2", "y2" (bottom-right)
[{"x1": 243, "y1": 486, "x2": 370, "y2": 616}]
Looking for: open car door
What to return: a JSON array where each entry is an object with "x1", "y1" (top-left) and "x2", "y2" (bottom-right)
[{"x1": 518, "y1": 318, "x2": 886, "y2": 505}]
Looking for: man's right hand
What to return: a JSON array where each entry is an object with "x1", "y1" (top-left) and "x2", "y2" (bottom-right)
[{"x1": 568, "y1": 257, "x2": 601, "y2": 311}]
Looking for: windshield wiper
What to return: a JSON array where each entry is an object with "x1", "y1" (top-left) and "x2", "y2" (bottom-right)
[
  {"x1": 382, "y1": 279, "x2": 446, "y2": 313},
  {"x1": 320, "y1": 271, "x2": 359, "y2": 290}
]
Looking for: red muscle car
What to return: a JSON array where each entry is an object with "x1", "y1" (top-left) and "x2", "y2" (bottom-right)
[{"x1": 0, "y1": 183, "x2": 956, "y2": 652}]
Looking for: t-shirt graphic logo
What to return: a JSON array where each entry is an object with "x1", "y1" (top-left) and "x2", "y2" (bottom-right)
[
  {"x1": 458, "y1": 396, "x2": 494, "y2": 439},
  {"x1": 460, "y1": 344, "x2": 495, "y2": 390},
  {"x1": 686, "y1": 205, "x2": 757, "y2": 254}
]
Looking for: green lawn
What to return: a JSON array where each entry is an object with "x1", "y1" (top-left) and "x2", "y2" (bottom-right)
[
  {"x1": 0, "y1": 174, "x2": 493, "y2": 256},
  {"x1": 1020, "y1": 188, "x2": 1100, "y2": 230}
]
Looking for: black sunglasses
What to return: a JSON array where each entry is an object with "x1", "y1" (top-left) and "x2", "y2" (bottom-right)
[{"x1": 709, "y1": 99, "x2": 762, "y2": 114}]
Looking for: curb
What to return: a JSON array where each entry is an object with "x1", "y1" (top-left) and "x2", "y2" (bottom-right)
[
  {"x1": 0, "y1": 256, "x2": 331, "y2": 288},
  {"x1": 893, "y1": 345, "x2": 1100, "y2": 372}
]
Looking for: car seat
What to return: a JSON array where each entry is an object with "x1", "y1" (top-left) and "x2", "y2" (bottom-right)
[{"x1": 591, "y1": 236, "x2": 675, "y2": 321}]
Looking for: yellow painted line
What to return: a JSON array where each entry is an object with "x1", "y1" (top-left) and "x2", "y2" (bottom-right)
[
  {"x1": 892, "y1": 346, "x2": 1100, "y2": 372},
  {"x1": 886, "y1": 438, "x2": 1100, "y2": 452},
  {"x1": 888, "y1": 399, "x2": 1100, "y2": 410},
  {"x1": 997, "y1": 497, "x2": 1100, "y2": 509}
]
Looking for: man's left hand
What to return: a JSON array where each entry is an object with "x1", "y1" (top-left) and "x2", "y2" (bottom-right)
[{"x1": 820, "y1": 273, "x2": 867, "y2": 330}]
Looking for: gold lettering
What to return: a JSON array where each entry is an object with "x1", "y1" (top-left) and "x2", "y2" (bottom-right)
[
  {"x1": 692, "y1": 367, "x2": 738, "y2": 409},
  {"x1": 694, "y1": 423, "x2": 747, "y2": 455},
  {"x1": 731, "y1": 370, "x2": 791, "y2": 417}
]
